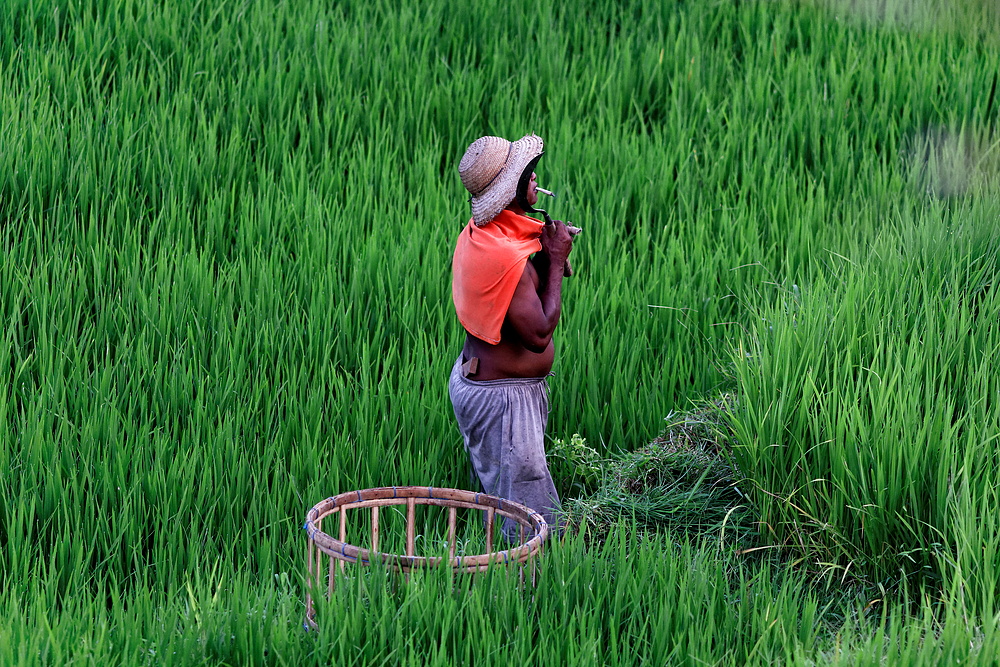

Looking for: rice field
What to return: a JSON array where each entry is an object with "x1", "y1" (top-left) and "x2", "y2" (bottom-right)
[{"x1": 2, "y1": 0, "x2": 1000, "y2": 663}]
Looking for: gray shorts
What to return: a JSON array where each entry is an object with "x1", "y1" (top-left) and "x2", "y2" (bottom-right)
[{"x1": 448, "y1": 356, "x2": 561, "y2": 541}]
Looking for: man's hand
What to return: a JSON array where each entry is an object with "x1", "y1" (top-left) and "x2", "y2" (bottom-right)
[{"x1": 540, "y1": 220, "x2": 574, "y2": 269}]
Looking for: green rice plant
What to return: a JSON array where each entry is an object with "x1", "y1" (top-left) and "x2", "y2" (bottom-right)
[
  {"x1": 309, "y1": 528, "x2": 829, "y2": 666},
  {"x1": 2, "y1": 0, "x2": 1000, "y2": 662},
  {"x1": 727, "y1": 201, "x2": 1000, "y2": 611},
  {"x1": 3, "y1": 529, "x2": 999, "y2": 666}
]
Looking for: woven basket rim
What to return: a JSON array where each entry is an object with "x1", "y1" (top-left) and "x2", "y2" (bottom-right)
[{"x1": 305, "y1": 486, "x2": 549, "y2": 570}]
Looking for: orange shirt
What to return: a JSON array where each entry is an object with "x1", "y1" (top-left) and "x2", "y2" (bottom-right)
[{"x1": 452, "y1": 209, "x2": 544, "y2": 344}]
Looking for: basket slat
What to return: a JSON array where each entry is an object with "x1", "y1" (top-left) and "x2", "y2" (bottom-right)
[
  {"x1": 338, "y1": 509, "x2": 347, "y2": 573},
  {"x1": 447, "y1": 506, "x2": 457, "y2": 559},
  {"x1": 405, "y1": 498, "x2": 416, "y2": 558},
  {"x1": 486, "y1": 506, "x2": 495, "y2": 556}
]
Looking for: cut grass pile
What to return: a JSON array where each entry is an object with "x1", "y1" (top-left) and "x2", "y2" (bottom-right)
[{"x1": 557, "y1": 398, "x2": 755, "y2": 547}]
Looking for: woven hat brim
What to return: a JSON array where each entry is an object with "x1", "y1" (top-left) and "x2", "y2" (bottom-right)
[{"x1": 469, "y1": 135, "x2": 544, "y2": 226}]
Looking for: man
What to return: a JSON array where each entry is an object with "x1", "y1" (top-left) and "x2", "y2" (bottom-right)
[{"x1": 448, "y1": 133, "x2": 574, "y2": 541}]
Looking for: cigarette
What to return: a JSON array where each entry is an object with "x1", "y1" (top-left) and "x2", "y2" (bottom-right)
[{"x1": 537, "y1": 187, "x2": 555, "y2": 198}]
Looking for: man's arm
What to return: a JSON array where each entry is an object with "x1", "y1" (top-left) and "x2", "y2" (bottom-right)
[{"x1": 504, "y1": 221, "x2": 574, "y2": 353}]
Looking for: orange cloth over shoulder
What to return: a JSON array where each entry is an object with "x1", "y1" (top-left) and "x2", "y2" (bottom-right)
[{"x1": 452, "y1": 209, "x2": 545, "y2": 345}]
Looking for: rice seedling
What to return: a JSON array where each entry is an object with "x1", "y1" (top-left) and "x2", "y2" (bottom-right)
[
  {"x1": 3, "y1": 0, "x2": 1000, "y2": 662},
  {"x1": 727, "y1": 203, "x2": 1000, "y2": 610}
]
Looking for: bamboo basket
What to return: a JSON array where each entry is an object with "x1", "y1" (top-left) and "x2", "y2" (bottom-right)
[{"x1": 304, "y1": 486, "x2": 549, "y2": 628}]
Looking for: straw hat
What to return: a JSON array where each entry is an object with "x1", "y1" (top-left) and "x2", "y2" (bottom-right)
[{"x1": 459, "y1": 134, "x2": 544, "y2": 226}]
